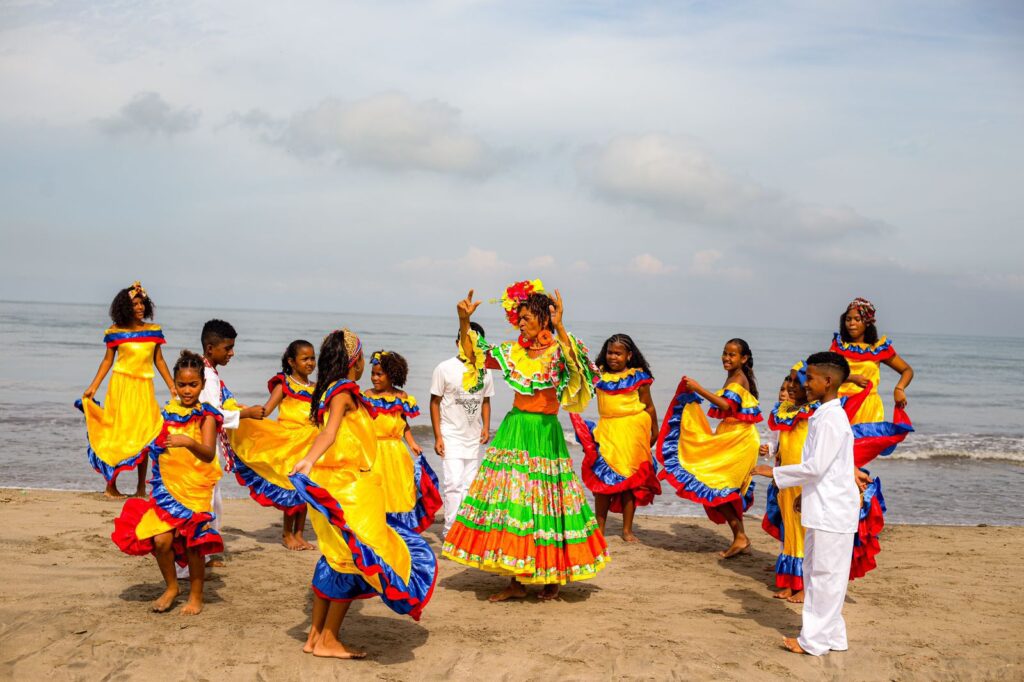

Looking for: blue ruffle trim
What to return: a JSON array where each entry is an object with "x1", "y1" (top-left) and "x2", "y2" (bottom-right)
[
  {"x1": 230, "y1": 454, "x2": 304, "y2": 512},
  {"x1": 763, "y1": 482, "x2": 783, "y2": 542},
  {"x1": 311, "y1": 556, "x2": 377, "y2": 601},
  {"x1": 775, "y1": 552, "x2": 803, "y2": 579}
]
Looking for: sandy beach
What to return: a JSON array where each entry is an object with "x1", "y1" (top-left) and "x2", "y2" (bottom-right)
[{"x1": 1, "y1": 489, "x2": 1020, "y2": 681}]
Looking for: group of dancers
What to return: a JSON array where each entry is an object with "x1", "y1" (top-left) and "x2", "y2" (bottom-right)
[{"x1": 78, "y1": 279, "x2": 914, "y2": 658}]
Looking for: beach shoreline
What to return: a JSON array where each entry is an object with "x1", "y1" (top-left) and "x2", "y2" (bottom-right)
[{"x1": 1, "y1": 489, "x2": 1021, "y2": 680}]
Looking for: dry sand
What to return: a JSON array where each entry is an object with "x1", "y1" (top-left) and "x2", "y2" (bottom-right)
[{"x1": 1, "y1": 488, "x2": 1021, "y2": 681}]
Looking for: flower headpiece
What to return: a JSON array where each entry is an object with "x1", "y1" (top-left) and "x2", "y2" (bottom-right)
[
  {"x1": 492, "y1": 279, "x2": 545, "y2": 327},
  {"x1": 847, "y1": 297, "x2": 876, "y2": 326},
  {"x1": 128, "y1": 280, "x2": 148, "y2": 300}
]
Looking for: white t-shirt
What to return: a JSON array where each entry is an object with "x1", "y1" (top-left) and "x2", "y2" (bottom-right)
[{"x1": 430, "y1": 356, "x2": 494, "y2": 459}]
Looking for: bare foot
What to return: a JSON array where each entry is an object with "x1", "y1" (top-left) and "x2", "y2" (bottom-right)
[
  {"x1": 131, "y1": 487, "x2": 147, "y2": 499},
  {"x1": 283, "y1": 533, "x2": 304, "y2": 551},
  {"x1": 303, "y1": 637, "x2": 317, "y2": 654},
  {"x1": 295, "y1": 533, "x2": 315, "y2": 550},
  {"x1": 312, "y1": 638, "x2": 367, "y2": 659},
  {"x1": 152, "y1": 586, "x2": 179, "y2": 613},
  {"x1": 787, "y1": 590, "x2": 805, "y2": 604},
  {"x1": 488, "y1": 582, "x2": 527, "y2": 603},
  {"x1": 206, "y1": 558, "x2": 225, "y2": 568},
  {"x1": 773, "y1": 587, "x2": 793, "y2": 600},
  {"x1": 181, "y1": 596, "x2": 203, "y2": 615},
  {"x1": 537, "y1": 584, "x2": 560, "y2": 601},
  {"x1": 719, "y1": 537, "x2": 750, "y2": 559},
  {"x1": 104, "y1": 485, "x2": 125, "y2": 499},
  {"x1": 782, "y1": 636, "x2": 807, "y2": 654},
  {"x1": 621, "y1": 531, "x2": 639, "y2": 543}
]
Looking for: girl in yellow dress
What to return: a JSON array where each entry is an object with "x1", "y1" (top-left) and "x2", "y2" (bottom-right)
[
  {"x1": 570, "y1": 334, "x2": 660, "y2": 542},
  {"x1": 362, "y1": 351, "x2": 442, "y2": 533},
  {"x1": 289, "y1": 329, "x2": 437, "y2": 660},
  {"x1": 656, "y1": 338, "x2": 761, "y2": 558},
  {"x1": 831, "y1": 297, "x2": 914, "y2": 424},
  {"x1": 229, "y1": 340, "x2": 319, "y2": 550},
  {"x1": 111, "y1": 350, "x2": 223, "y2": 615},
  {"x1": 79, "y1": 281, "x2": 175, "y2": 498}
]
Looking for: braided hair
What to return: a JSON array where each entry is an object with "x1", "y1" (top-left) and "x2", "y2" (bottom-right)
[
  {"x1": 371, "y1": 350, "x2": 409, "y2": 388},
  {"x1": 517, "y1": 292, "x2": 555, "y2": 331},
  {"x1": 109, "y1": 287, "x2": 154, "y2": 328},
  {"x1": 725, "y1": 337, "x2": 758, "y2": 399},
  {"x1": 595, "y1": 333, "x2": 653, "y2": 376},
  {"x1": 309, "y1": 330, "x2": 350, "y2": 426},
  {"x1": 281, "y1": 339, "x2": 314, "y2": 375},
  {"x1": 173, "y1": 349, "x2": 205, "y2": 379}
]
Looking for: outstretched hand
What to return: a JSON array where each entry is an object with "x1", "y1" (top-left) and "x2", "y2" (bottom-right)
[
  {"x1": 457, "y1": 289, "x2": 482, "y2": 322},
  {"x1": 548, "y1": 289, "x2": 564, "y2": 329},
  {"x1": 291, "y1": 459, "x2": 312, "y2": 477}
]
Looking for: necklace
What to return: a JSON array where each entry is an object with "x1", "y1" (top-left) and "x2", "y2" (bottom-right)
[{"x1": 289, "y1": 375, "x2": 313, "y2": 388}]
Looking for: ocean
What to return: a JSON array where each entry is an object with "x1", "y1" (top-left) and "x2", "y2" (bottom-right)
[{"x1": 2, "y1": 300, "x2": 1021, "y2": 525}]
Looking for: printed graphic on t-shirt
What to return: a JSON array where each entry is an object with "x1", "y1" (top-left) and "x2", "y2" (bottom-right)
[{"x1": 455, "y1": 394, "x2": 481, "y2": 418}]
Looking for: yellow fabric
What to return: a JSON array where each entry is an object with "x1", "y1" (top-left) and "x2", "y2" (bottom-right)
[
  {"x1": 776, "y1": 413, "x2": 807, "y2": 561},
  {"x1": 555, "y1": 337, "x2": 594, "y2": 414},
  {"x1": 368, "y1": 407, "x2": 417, "y2": 514},
  {"x1": 309, "y1": 402, "x2": 411, "y2": 586},
  {"x1": 594, "y1": 371, "x2": 652, "y2": 478},
  {"x1": 718, "y1": 383, "x2": 760, "y2": 411},
  {"x1": 677, "y1": 402, "x2": 759, "y2": 495},
  {"x1": 839, "y1": 359, "x2": 884, "y2": 424},
  {"x1": 82, "y1": 374, "x2": 162, "y2": 471},
  {"x1": 134, "y1": 402, "x2": 221, "y2": 541},
  {"x1": 107, "y1": 325, "x2": 163, "y2": 379},
  {"x1": 228, "y1": 376, "x2": 317, "y2": 489}
]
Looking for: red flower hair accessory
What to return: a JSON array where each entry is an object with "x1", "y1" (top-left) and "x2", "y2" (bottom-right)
[{"x1": 492, "y1": 278, "x2": 545, "y2": 327}]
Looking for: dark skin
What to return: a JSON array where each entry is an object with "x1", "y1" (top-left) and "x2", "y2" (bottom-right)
[
  {"x1": 753, "y1": 365, "x2": 873, "y2": 651},
  {"x1": 593, "y1": 341, "x2": 658, "y2": 543},
  {"x1": 430, "y1": 339, "x2": 492, "y2": 457},
  {"x1": 366, "y1": 362, "x2": 423, "y2": 455},
  {"x1": 150, "y1": 367, "x2": 218, "y2": 615},
  {"x1": 679, "y1": 341, "x2": 754, "y2": 559},
  {"x1": 291, "y1": 356, "x2": 367, "y2": 660},
  {"x1": 84, "y1": 295, "x2": 175, "y2": 499},
  {"x1": 262, "y1": 345, "x2": 316, "y2": 551},
  {"x1": 842, "y1": 307, "x2": 914, "y2": 408},
  {"x1": 457, "y1": 289, "x2": 573, "y2": 602}
]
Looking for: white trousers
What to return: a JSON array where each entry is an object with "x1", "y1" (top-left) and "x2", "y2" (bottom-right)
[
  {"x1": 442, "y1": 457, "x2": 480, "y2": 535},
  {"x1": 798, "y1": 528, "x2": 855, "y2": 656}
]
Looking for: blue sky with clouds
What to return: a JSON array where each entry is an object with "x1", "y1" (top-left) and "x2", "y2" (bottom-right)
[{"x1": 1, "y1": 1, "x2": 1022, "y2": 335}]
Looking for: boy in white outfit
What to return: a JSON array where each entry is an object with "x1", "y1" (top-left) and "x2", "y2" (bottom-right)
[
  {"x1": 755, "y1": 351, "x2": 869, "y2": 656},
  {"x1": 430, "y1": 322, "x2": 493, "y2": 536}
]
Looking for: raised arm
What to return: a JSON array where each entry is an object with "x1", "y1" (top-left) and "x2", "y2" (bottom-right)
[
  {"x1": 153, "y1": 345, "x2": 176, "y2": 399},
  {"x1": 83, "y1": 347, "x2": 116, "y2": 399},
  {"x1": 680, "y1": 376, "x2": 733, "y2": 412},
  {"x1": 457, "y1": 289, "x2": 482, "y2": 363},
  {"x1": 549, "y1": 289, "x2": 570, "y2": 347},
  {"x1": 291, "y1": 392, "x2": 356, "y2": 475},
  {"x1": 884, "y1": 353, "x2": 914, "y2": 408}
]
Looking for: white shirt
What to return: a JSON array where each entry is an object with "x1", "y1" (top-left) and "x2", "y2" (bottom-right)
[
  {"x1": 773, "y1": 398, "x2": 858, "y2": 534},
  {"x1": 430, "y1": 356, "x2": 494, "y2": 459},
  {"x1": 201, "y1": 365, "x2": 240, "y2": 430}
]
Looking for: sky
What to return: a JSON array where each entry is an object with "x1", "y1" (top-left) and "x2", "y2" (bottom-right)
[{"x1": 1, "y1": 1, "x2": 1022, "y2": 336}]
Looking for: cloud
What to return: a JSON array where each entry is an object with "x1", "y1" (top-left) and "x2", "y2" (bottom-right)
[
  {"x1": 569, "y1": 260, "x2": 591, "y2": 273},
  {"x1": 97, "y1": 92, "x2": 200, "y2": 136},
  {"x1": 578, "y1": 134, "x2": 887, "y2": 240},
  {"x1": 398, "y1": 246, "x2": 511, "y2": 274},
  {"x1": 689, "y1": 249, "x2": 752, "y2": 280},
  {"x1": 528, "y1": 255, "x2": 555, "y2": 268},
  {"x1": 626, "y1": 253, "x2": 676, "y2": 276},
  {"x1": 234, "y1": 93, "x2": 501, "y2": 177}
]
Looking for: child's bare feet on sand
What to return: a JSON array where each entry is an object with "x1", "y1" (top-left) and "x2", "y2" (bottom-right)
[
  {"x1": 787, "y1": 590, "x2": 804, "y2": 604},
  {"x1": 206, "y1": 557, "x2": 225, "y2": 568},
  {"x1": 181, "y1": 596, "x2": 203, "y2": 615},
  {"x1": 283, "y1": 532, "x2": 305, "y2": 551},
  {"x1": 313, "y1": 636, "x2": 366, "y2": 659},
  {"x1": 719, "y1": 537, "x2": 750, "y2": 559},
  {"x1": 152, "y1": 586, "x2": 179, "y2": 613},
  {"x1": 295, "y1": 533, "x2": 315, "y2": 550},
  {"x1": 488, "y1": 582, "x2": 527, "y2": 603},
  {"x1": 621, "y1": 530, "x2": 639, "y2": 543},
  {"x1": 782, "y1": 637, "x2": 807, "y2": 654},
  {"x1": 104, "y1": 484, "x2": 125, "y2": 499},
  {"x1": 773, "y1": 587, "x2": 793, "y2": 600},
  {"x1": 537, "y1": 584, "x2": 560, "y2": 601}
]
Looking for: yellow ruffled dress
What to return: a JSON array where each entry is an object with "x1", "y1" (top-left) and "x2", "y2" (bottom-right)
[
  {"x1": 79, "y1": 324, "x2": 166, "y2": 483},
  {"x1": 228, "y1": 372, "x2": 318, "y2": 513},
  {"x1": 830, "y1": 333, "x2": 897, "y2": 424},
  {"x1": 288, "y1": 380, "x2": 437, "y2": 620},
  {"x1": 656, "y1": 381, "x2": 761, "y2": 523}
]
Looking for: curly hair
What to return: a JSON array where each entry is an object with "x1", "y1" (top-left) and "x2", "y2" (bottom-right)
[
  {"x1": 725, "y1": 337, "x2": 759, "y2": 399},
  {"x1": 309, "y1": 330, "x2": 350, "y2": 426},
  {"x1": 594, "y1": 333, "x2": 652, "y2": 376},
  {"x1": 281, "y1": 339, "x2": 314, "y2": 375},
  {"x1": 517, "y1": 292, "x2": 554, "y2": 331},
  {"x1": 173, "y1": 349, "x2": 205, "y2": 378},
  {"x1": 838, "y1": 309, "x2": 879, "y2": 345},
  {"x1": 109, "y1": 287, "x2": 154, "y2": 328},
  {"x1": 371, "y1": 350, "x2": 409, "y2": 388}
]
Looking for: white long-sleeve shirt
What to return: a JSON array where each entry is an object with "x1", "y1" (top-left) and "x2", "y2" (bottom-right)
[
  {"x1": 773, "y1": 398, "x2": 858, "y2": 534},
  {"x1": 201, "y1": 364, "x2": 240, "y2": 430}
]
